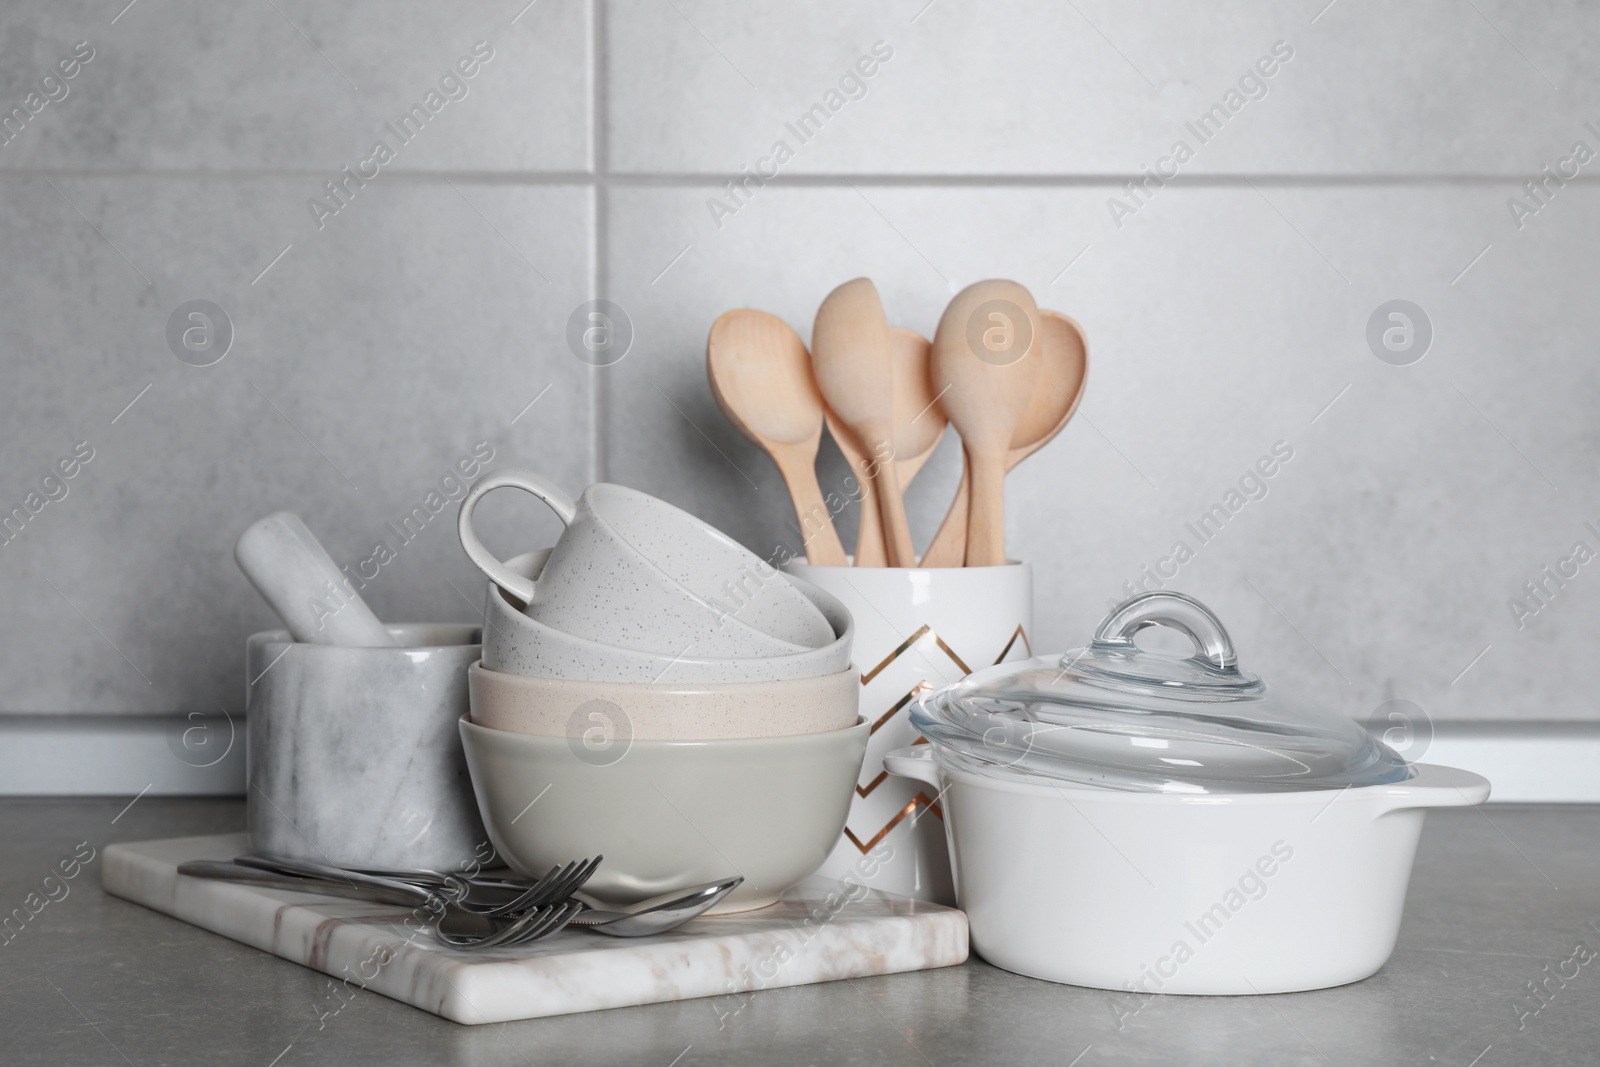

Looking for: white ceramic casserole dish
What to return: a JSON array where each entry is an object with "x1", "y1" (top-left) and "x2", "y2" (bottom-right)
[
  {"x1": 885, "y1": 745, "x2": 1486, "y2": 994},
  {"x1": 888, "y1": 591, "x2": 1491, "y2": 994}
]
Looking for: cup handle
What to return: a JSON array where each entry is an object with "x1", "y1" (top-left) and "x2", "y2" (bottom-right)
[
  {"x1": 883, "y1": 746, "x2": 942, "y2": 789},
  {"x1": 457, "y1": 469, "x2": 579, "y2": 604}
]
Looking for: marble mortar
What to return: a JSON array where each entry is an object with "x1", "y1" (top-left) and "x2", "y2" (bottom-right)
[{"x1": 246, "y1": 623, "x2": 489, "y2": 870}]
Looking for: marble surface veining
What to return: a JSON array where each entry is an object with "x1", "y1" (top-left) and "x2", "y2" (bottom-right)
[{"x1": 102, "y1": 833, "x2": 969, "y2": 1025}]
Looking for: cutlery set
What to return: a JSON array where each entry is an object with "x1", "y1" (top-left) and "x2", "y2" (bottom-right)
[
  {"x1": 709, "y1": 278, "x2": 1088, "y2": 568},
  {"x1": 180, "y1": 853, "x2": 743, "y2": 949}
]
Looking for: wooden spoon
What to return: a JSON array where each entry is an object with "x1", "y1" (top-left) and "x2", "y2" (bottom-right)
[
  {"x1": 921, "y1": 310, "x2": 1088, "y2": 567},
  {"x1": 707, "y1": 309, "x2": 848, "y2": 565},
  {"x1": 825, "y1": 328, "x2": 944, "y2": 567},
  {"x1": 811, "y1": 279, "x2": 917, "y2": 567},
  {"x1": 929, "y1": 280, "x2": 1043, "y2": 567}
]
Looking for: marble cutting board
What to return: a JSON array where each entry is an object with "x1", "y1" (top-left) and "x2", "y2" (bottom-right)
[{"x1": 102, "y1": 834, "x2": 969, "y2": 1025}]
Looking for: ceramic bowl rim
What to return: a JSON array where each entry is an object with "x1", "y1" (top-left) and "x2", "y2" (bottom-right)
[
  {"x1": 468, "y1": 660, "x2": 857, "y2": 696},
  {"x1": 460, "y1": 713, "x2": 868, "y2": 752}
]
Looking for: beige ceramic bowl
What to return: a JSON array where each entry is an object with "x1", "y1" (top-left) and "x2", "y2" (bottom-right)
[
  {"x1": 458, "y1": 715, "x2": 869, "y2": 913},
  {"x1": 468, "y1": 661, "x2": 860, "y2": 740}
]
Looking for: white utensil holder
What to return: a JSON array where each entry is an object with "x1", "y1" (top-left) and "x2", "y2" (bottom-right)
[{"x1": 783, "y1": 561, "x2": 1033, "y2": 904}]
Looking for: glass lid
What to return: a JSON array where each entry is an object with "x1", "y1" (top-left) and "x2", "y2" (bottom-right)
[{"x1": 910, "y1": 591, "x2": 1409, "y2": 794}]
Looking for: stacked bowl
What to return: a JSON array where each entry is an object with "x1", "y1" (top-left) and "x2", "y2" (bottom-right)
[{"x1": 456, "y1": 470, "x2": 867, "y2": 913}]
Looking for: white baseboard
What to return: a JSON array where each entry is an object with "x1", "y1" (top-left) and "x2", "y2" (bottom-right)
[
  {"x1": 1417, "y1": 722, "x2": 1600, "y2": 804},
  {"x1": 0, "y1": 717, "x2": 1594, "y2": 803},
  {"x1": 0, "y1": 714, "x2": 245, "y2": 796}
]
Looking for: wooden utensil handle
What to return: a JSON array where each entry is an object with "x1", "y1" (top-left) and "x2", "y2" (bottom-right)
[
  {"x1": 920, "y1": 462, "x2": 969, "y2": 568},
  {"x1": 777, "y1": 450, "x2": 848, "y2": 566},
  {"x1": 873, "y1": 447, "x2": 917, "y2": 568},
  {"x1": 853, "y1": 463, "x2": 885, "y2": 566},
  {"x1": 965, "y1": 451, "x2": 1008, "y2": 567}
]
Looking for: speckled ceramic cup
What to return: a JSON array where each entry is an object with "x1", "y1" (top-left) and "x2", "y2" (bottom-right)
[
  {"x1": 481, "y1": 551, "x2": 854, "y2": 683},
  {"x1": 458, "y1": 470, "x2": 832, "y2": 656},
  {"x1": 467, "y1": 662, "x2": 860, "y2": 740}
]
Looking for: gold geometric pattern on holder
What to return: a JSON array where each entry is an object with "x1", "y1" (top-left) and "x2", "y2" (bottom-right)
[
  {"x1": 842, "y1": 625, "x2": 1033, "y2": 852},
  {"x1": 857, "y1": 623, "x2": 1032, "y2": 686},
  {"x1": 859, "y1": 625, "x2": 963, "y2": 683},
  {"x1": 992, "y1": 624, "x2": 1033, "y2": 663},
  {"x1": 843, "y1": 790, "x2": 944, "y2": 854},
  {"x1": 871, "y1": 682, "x2": 933, "y2": 735}
]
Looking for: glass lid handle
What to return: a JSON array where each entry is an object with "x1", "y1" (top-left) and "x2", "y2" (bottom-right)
[{"x1": 1089, "y1": 591, "x2": 1238, "y2": 672}]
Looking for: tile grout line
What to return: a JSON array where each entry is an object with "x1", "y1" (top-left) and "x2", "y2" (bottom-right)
[
  {"x1": 5, "y1": 171, "x2": 1597, "y2": 187},
  {"x1": 591, "y1": 0, "x2": 608, "y2": 487}
]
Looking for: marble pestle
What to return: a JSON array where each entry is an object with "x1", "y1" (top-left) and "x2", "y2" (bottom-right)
[{"x1": 234, "y1": 511, "x2": 395, "y2": 647}]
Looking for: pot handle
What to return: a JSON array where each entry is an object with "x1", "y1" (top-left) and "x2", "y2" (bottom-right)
[
  {"x1": 883, "y1": 746, "x2": 941, "y2": 789},
  {"x1": 1372, "y1": 763, "x2": 1491, "y2": 813},
  {"x1": 457, "y1": 469, "x2": 578, "y2": 605}
]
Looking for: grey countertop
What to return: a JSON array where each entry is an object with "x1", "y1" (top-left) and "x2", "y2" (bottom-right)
[{"x1": 5, "y1": 798, "x2": 1598, "y2": 1066}]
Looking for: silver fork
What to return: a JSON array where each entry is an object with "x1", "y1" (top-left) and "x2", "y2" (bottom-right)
[
  {"x1": 462, "y1": 857, "x2": 603, "y2": 918},
  {"x1": 235, "y1": 854, "x2": 599, "y2": 916},
  {"x1": 435, "y1": 899, "x2": 585, "y2": 949},
  {"x1": 233, "y1": 853, "x2": 605, "y2": 948},
  {"x1": 178, "y1": 859, "x2": 739, "y2": 948}
]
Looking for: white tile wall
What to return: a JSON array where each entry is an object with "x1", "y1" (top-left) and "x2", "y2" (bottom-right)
[{"x1": 2, "y1": 1, "x2": 1597, "y2": 777}]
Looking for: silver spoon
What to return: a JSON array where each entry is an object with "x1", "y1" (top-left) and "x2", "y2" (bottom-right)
[{"x1": 570, "y1": 876, "x2": 743, "y2": 937}]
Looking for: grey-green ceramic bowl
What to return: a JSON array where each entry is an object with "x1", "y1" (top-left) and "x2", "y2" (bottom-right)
[{"x1": 459, "y1": 715, "x2": 868, "y2": 913}]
